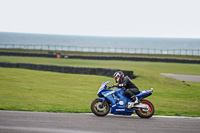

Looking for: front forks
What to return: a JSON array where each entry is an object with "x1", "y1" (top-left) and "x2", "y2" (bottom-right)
[{"x1": 99, "y1": 100, "x2": 106, "y2": 108}]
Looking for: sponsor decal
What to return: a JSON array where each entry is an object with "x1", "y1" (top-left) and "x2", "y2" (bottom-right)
[
  {"x1": 112, "y1": 104, "x2": 116, "y2": 107},
  {"x1": 142, "y1": 91, "x2": 147, "y2": 93},
  {"x1": 104, "y1": 91, "x2": 115, "y2": 97},
  {"x1": 116, "y1": 109, "x2": 125, "y2": 111},
  {"x1": 119, "y1": 101, "x2": 124, "y2": 106}
]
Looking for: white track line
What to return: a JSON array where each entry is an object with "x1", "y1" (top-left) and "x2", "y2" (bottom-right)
[{"x1": 84, "y1": 113, "x2": 200, "y2": 119}]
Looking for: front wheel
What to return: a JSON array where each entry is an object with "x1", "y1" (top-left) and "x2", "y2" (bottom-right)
[
  {"x1": 135, "y1": 100, "x2": 155, "y2": 118},
  {"x1": 91, "y1": 99, "x2": 110, "y2": 117}
]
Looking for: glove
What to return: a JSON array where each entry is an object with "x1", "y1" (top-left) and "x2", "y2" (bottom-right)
[
  {"x1": 108, "y1": 84, "x2": 118, "y2": 89},
  {"x1": 109, "y1": 85, "x2": 114, "y2": 88}
]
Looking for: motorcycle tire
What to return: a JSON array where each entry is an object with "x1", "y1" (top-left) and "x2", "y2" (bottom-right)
[
  {"x1": 135, "y1": 99, "x2": 155, "y2": 118},
  {"x1": 91, "y1": 99, "x2": 110, "y2": 117}
]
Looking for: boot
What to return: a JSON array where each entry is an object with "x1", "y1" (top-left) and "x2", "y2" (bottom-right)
[
  {"x1": 126, "y1": 96, "x2": 138, "y2": 109},
  {"x1": 131, "y1": 95, "x2": 138, "y2": 105}
]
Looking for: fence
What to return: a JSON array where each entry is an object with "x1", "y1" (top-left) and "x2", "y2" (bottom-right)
[
  {"x1": 0, "y1": 44, "x2": 200, "y2": 56},
  {"x1": 1, "y1": 52, "x2": 200, "y2": 64}
]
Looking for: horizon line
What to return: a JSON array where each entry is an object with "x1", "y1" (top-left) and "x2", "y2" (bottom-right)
[{"x1": 1, "y1": 31, "x2": 200, "y2": 39}]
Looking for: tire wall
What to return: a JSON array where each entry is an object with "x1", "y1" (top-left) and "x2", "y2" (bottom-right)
[{"x1": 0, "y1": 62, "x2": 134, "y2": 79}]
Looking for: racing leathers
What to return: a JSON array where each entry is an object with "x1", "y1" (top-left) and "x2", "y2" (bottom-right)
[{"x1": 110, "y1": 76, "x2": 139, "y2": 102}]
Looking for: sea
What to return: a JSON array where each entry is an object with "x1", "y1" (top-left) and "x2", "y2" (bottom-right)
[{"x1": 0, "y1": 32, "x2": 200, "y2": 55}]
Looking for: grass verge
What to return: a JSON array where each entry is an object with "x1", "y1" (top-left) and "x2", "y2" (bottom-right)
[{"x1": 0, "y1": 56, "x2": 200, "y2": 117}]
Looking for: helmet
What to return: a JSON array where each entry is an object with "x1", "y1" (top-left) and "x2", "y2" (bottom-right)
[{"x1": 113, "y1": 71, "x2": 124, "y2": 83}]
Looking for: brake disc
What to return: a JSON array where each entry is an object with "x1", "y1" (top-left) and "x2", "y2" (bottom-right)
[{"x1": 96, "y1": 102, "x2": 105, "y2": 111}]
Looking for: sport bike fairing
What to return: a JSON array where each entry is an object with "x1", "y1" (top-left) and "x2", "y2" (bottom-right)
[
  {"x1": 106, "y1": 88, "x2": 133, "y2": 115},
  {"x1": 96, "y1": 81, "x2": 153, "y2": 115}
]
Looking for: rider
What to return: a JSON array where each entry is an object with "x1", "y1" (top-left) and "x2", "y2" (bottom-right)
[{"x1": 109, "y1": 71, "x2": 140, "y2": 105}]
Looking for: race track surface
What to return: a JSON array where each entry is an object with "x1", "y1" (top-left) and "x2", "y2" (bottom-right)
[
  {"x1": 0, "y1": 110, "x2": 199, "y2": 133},
  {"x1": 161, "y1": 73, "x2": 200, "y2": 82}
]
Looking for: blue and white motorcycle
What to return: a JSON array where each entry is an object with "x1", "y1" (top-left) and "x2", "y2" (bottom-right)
[{"x1": 91, "y1": 81, "x2": 155, "y2": 118}]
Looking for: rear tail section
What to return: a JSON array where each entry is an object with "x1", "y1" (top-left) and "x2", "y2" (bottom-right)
[{"x1": 136, "y1": 88, "x2": 153, "y2": 100}]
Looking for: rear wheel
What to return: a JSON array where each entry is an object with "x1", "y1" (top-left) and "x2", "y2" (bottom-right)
[
  {"x1": 135, "y1": 100, "x2": 154, "y2": 118},
  {"x1": 91, "y1": 99, "x2": 110, "y2": 117}
]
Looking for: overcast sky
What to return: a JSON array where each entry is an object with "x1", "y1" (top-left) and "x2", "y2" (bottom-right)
[{"x1": 0, "y1": 0, "x2": 200, "y2": 38}]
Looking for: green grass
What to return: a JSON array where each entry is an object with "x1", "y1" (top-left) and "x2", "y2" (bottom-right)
[
  {"x1": 0, "y1": 68, "x2": 111, "y2": 112},
  {"x1": 0, "y1": 56, "x2": 200, "y2": 117},
  {"x1": 0, "y1": 56, "x2": 200, "y2": 76}
]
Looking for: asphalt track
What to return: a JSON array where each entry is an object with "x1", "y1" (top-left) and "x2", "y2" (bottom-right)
[
  {"x1": 161, "y1": 73, "x2": 200, "y2": 82},
  {"x1": 0, "y1": 111, "x2": 200, "y2": 133}
]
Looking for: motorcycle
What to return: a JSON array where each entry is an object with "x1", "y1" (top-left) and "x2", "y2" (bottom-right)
[{"x1": 91, "y1": 81, "x2": 155, "y2": 118}]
